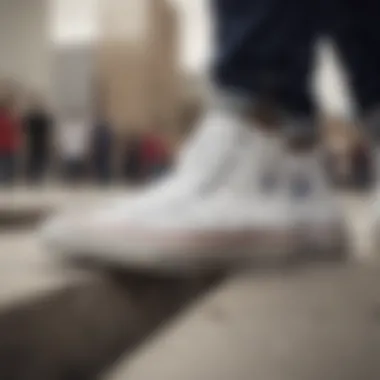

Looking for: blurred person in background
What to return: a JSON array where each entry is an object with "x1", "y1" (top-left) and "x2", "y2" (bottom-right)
[
  {"x1": 91, "y1": 112, "x2": 113, "y2": 185},
  {"x1": 123, "y1": 131, "x2": 144, "y2": 184},
  {"x1": 23, "y1": 98, "x2": 52, "y2": 184},
  {"x1": 0, "y1": 98, "x2": 20, "y2": 185},
  {"x1": 140, "y1": 125, "x2": 171, "y2": 181},
  {"x1": 58, "y1": 109, "x2": 90, "y2": 184},
  {"x1": 43, "y1": 1, "x2": 380, "y2": 272}
]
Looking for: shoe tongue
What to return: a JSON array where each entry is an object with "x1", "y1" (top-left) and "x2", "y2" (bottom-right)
[{"x1": 177, "y1": 111, "x2": 246, "y2": 180}]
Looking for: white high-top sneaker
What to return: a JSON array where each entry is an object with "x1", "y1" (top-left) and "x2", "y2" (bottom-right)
[
  {"x1": 284, "y1": 150, "x2": 347, "y2": 261},
  {"x1": 43, "y1": 111, "x2": 289, "y2": 271}
]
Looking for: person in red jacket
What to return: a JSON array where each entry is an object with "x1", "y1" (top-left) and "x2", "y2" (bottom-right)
[
  {"x1": 140, "y1": 129, "x2": 170, "y2": 181},
  {"x1": 0, "y1": 99, "x2": 21, "y2": 185}
]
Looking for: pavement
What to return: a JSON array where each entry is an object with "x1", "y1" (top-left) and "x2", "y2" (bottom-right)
[
  {"x1": 0, "y1": 229, "x2": 86, "y2": 308},
  {"x1": 0, "y1": 187, "x2": 378, "y2": 379}
]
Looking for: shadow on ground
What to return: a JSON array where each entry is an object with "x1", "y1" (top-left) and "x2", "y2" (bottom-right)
[{"x1": 0, "y1": 266, "x2": 223, "y2": 380}]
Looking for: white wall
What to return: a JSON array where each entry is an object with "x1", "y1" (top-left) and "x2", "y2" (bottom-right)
[
  {"x1": 172, "y1": 0, "x2": 212, "y2": 74},
  {"x1": 0, "y1": 0, "x2": 50, "y2": 97},
  {"x1": 0, "y1": 0, "x2": 99, "y2": 102},
  {"x1": 50, "y1": 0, "x2": 99, "y2": 45}
]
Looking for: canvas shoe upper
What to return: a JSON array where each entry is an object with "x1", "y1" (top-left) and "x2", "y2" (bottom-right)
[
  {"x1": 42, "y1": 134, "x2": 289, "y2": 272},
  {"x1": 283, "y1": 150, "x2": 346, "y2": 259},
  {"x1": 41, "y1": 110, "x2": 261, "y2": 245}
]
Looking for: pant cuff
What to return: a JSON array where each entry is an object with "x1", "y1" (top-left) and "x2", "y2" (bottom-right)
[
  {"x1": 363, "y1": 106, "x2": 380, "y2": 141},
  {"x1": 282, "y1": 115, "x2": 319, "y2": 150},
  {"x1": 208, "y1": 87, "x2": 257, "y2": 115}
]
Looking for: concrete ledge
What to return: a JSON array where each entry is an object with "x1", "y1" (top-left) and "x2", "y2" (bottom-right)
[
  {"x1": 0, "y1": 269, "x2": 221, "y2": 379},
  {"x1": 0, "y1": 186, "x2": 128, "y2": 228},
  {"x1": 0, "y1": 230, "x2": 223, "y2": 379}
]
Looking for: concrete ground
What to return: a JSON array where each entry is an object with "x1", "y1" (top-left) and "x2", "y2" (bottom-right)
[{"x1": 0, "y1": 187, "x2": 379, "y2": 379}]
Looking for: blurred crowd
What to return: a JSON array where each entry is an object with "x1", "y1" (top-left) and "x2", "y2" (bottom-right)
[
  {"x1": 0, "y1": 94, "x2": 172, "y2": 187},
  {"x1": 0, "y1": 86, "x2": 373, "y2": 191}
]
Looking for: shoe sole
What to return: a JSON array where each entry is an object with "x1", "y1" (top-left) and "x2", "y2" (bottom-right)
[
  {"x1": 48, "y1": 222, "x2": 349, "y2": 275},
  {"x1": 288, "y1": 220, "x2": 349, "y2": 265}
]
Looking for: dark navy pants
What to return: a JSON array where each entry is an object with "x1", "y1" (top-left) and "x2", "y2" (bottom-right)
[{"x1": 213, "y1": 0, "x2": 380, "y2": 122}]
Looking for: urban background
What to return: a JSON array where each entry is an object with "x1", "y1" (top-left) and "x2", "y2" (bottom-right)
[{"x1": 0, "y1": 0, "x2": 371, "y2": 189}]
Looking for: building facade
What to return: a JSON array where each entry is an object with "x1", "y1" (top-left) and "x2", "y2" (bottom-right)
[{"x1": 97, "y1": 0, "x2": 181, "y2": 135}]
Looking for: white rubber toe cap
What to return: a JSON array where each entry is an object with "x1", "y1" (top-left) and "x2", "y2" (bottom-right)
[{"x1": 40, "y1": 212, "x2": 85, "y2": 255}]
